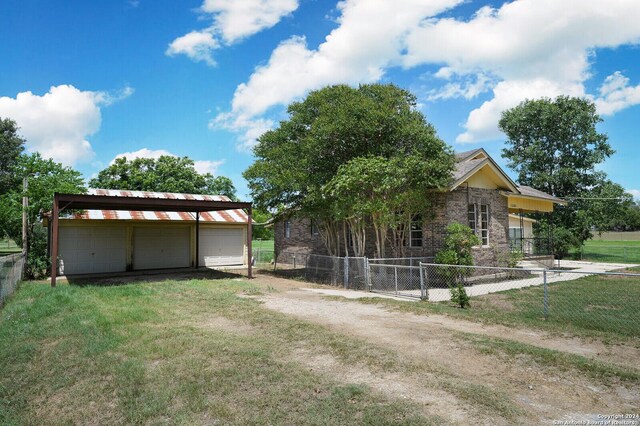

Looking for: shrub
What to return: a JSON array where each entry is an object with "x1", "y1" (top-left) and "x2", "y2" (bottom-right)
[
  {"x1": 450, "y1": 282, "x2": 470, "y2": 308},
  {"x1": 434, "y1": 223, "x2": 479, "y2": 306}
]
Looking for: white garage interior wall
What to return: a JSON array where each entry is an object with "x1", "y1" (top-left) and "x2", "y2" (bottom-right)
[
  {"x1": 199, "y1": 227, "x2": 245, "y2": 266},
  {"x1": 58, "y1": 225, "x2": 127, "y2": 275},
  {"x1": 133, "y1": 226, "x2": 191, "y2": 270},
  {"x1": 58, "y1": 221, "x2": 247, "y2": 275}
]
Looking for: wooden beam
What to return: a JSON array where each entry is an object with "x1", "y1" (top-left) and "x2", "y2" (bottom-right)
[
  {"x1": 247, "y1": 206, "x2": 253, "y2": 279},
  {"x1": 50, "y1": 195, "x2": 59, "y2": 287},
  {"x1": 195, "y1": 212, "x2": 200, "y2": 269},
  {"x1": 54, "y1": 192, "x2": 251, "y2": 212}
]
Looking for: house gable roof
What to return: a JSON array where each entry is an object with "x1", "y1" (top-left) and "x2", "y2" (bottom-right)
[{"x1": 451, "y1": 150, "x2": 519, "y2": 193}]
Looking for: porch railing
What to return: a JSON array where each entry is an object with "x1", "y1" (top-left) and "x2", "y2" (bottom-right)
[{"x1": 509, "y1": 237, "x2": 552, "y2": 256}]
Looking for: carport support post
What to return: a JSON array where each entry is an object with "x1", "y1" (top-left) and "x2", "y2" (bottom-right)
[
  {"x1": 50, "y1": 195, "x2": 59, "y2": 287},
  {"x1": 195, "y1": 212, "x2": 200, "y2": 269},
  {"x1": 247, "y1": 206, "x2": 253, "y2": 279}
]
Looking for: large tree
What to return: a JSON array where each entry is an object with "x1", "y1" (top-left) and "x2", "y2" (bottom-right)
[
  {"x1": 0, "y1": 153, "x2": 85, "y2": 278},
  {"x1": 0, "y1": 118, "x2": 25, "y2": 194},
  {"x1": 499, "y1": 96, "x2": 615, "y2": 248},
  {"x1": 500, "y1": 96, "x2": 613, "y2": 197},
  {"x1": 89, "y1": 156, "x2": 237, "y2": 199},
  {"x1": 244, "y1": 83, "x2": 455, "y2": 256}
]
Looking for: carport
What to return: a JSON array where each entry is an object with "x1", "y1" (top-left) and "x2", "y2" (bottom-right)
[{"x1": 49, "y1": 190, "x2": 253, "y2": 287}]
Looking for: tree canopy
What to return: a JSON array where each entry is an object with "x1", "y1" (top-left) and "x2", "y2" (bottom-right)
[
  {"x1": 499, "y1": 96, "x2": 622, "y2": 249},
  {"x1": 89, "y1": 156, "x2": 237, "y2": 199},
  {"x1": 0, "y1": 118, "x2": 25, "y2": 194},
  {"x1": 244, "y1": 83, "x2": 455, "y2": 256},
  {"x1": 0, "y1": 153, "x2": 85, "y2": 278}
]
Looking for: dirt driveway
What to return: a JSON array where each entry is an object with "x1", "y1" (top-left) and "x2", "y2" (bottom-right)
[{"x1": 251, "y1": 274, "x2": 640, "y2": 424}]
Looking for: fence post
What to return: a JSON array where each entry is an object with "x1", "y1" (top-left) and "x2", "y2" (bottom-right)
[
  {"x1": 543, "y1": 270, "x2": 549, "y2": 320},
  {"x1": 365, "y1": 258, "x2": 371, "y2": 292},
  {"x1": 293, "y1": 255, "x2": 296, "y2": 270},
  {"x1": 343, "y1": 256, "x2": 349, "y2": 289},
  {"x1": 394, "y1": 266, "x2": 398, "y2": 295},
  {"x1": 419, "y1": 263, "x2": 426, "y2": 300}
]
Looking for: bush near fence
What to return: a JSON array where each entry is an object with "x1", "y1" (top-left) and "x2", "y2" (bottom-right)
[{"x1": 0, "y1": 253, "x2": 25, "y2": 308}]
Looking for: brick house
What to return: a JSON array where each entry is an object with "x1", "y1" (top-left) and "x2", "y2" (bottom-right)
[{"x1": 274, "y1": 148, "x2": 564, "y2": 266}]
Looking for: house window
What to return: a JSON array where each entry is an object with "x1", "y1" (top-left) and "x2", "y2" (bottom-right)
[
  {"x1": 284, "y1": 220, "x2": 291, "y2": 239},
  {"x1": 468, "y1": 204, "x2": 477, "y2": 233},
  {"x1": 480, "y1": 204, "x2": 489, "y2": 246},
  {"x1": 410, "y1": 215, "x2": 423, "y2": 247},
  {"x1": 310, "y1": 219, "x2": 319, "y2": 236}
]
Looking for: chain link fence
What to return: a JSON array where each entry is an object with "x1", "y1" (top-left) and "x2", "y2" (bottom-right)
[
  {"x1": 269, "y1": 251, "x2": 367, "y2": 289},
  {"x1": 1, "y1": 253, "x2": 25, "y2": 308},
  {"x1": 258, "y1": 249, "x2": 640, "y2": 335}
]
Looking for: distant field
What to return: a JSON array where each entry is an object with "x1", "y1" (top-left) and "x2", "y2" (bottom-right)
[
  {"x1": 252, "y1": 239, "x2": 274, "y2": 264},
  {"x1": 0, "y1": 238, "x2": 20, "y2": 256},
  {"x1": 252, "y1": 239, "x2": 274, "y2": 251},
  {"x1": 592, "y1": 231, "x2": 640, "y2": 241},
  {"x1": 572, "y1": 239, "x2": 640, "y2": 263}
]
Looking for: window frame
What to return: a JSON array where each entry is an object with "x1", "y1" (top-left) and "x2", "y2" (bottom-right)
[
  {"x1": 284, "y1": 220, "x2": 291, "y2": 239},
  {"x1": 409, "y1": 214, "x2": 423, "y2": 248},
  {"x1": 480, "y1": 204, "x2": 489, "y2": 246}
]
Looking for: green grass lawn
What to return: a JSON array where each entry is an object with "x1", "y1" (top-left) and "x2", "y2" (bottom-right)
[
  {"x1": 0, "y1": 276, "x2": 435, "y2": 425},
  {"x1": 252, "y1": 239, "x2": 274, "y2": 263},
  {"x1": 252, "y1": 239, "x2": 274, "y2": 251},
  {"x1": 360, "y1": 273, "x2": 640, "y2": 343},
  {"x1": 0, "y1": 238, "x2": 20, "y2": 256},
  {"x1": 570, "y1": 239, "x2": 640, "y2": 263}
]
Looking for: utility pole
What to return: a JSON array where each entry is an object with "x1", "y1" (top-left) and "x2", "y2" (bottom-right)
[{"x1": 22, "y1": 177, "x2": 28, "y2": 261}]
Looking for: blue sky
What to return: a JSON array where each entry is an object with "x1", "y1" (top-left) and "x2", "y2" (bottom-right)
[{"x1": 1, "y1": 0, "x2": 639, "y2": 200}]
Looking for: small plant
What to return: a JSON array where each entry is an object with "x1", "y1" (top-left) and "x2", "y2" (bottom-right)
[{"x1": 450, "y1": 282, "x2": 470, "y2": 308}]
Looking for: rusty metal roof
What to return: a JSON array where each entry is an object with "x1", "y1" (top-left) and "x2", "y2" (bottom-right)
[{"x1": 63, "y1": 189, "x2": 249, "y2": 223}]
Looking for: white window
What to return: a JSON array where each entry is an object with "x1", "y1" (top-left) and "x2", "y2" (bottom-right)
[
  {"x1": 410, "y1": 215, "x2": 423, "y2": 247},
  {"x1": 284, "y1": 220, "x2": 291, "y2": 239},
  {"x1": 468, "y1": 204, "x2": 477, "y2": 233},
  {"x1": 480, "y1": 204, "x2": 489, "y2": 246}
]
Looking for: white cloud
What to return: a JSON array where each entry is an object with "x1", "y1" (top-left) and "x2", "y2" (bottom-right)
[
  {"x1": 193, "y1": 160, "x2": 224, "y2": 175},
  {"x1": 594, "y1": 71, "x2": 640, "y2": 116},
  {"x1": 201, "y1": 0, "x2": 299, "y2": 44},
  {"x1": 456, "y1": 78, "x2": 584, "y2": 143},
  {"x1": 111, "y1": 148, "x2": 224, "y2": 175},
  {"x1": 216, "y1": 0, "x2": 463, "y2": 149},
  {"x1": 216, "y1": 0, "x2": 640, "y2": 148},
  {"x1": 112, "y1": 148, "x2": 173, "y2": 162},
  {"x1": 426, "y1": 72, "x2": 494, "y2": 101},
  {"x1": 0, "y1": 84, "x2": 132, "y2": 166},
  {"x1": 167, "y1": 0, "x2": 298, "y2": 65},
  {"x1": 166, "y1": 30, "x2": 219, "y2": 66},
  {"x1": 404, "y1": 0, "x2": 640, "y2": 142},
  {"x1": 628, "y1": 189, "x2": 640, "y2": 201}
]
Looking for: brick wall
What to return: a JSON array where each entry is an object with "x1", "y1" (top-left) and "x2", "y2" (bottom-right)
[
  {"x1": 274, "y1": 187, "x2": 510, "y2": 266},
  {"x1": 274, "y1": 218, "x2": 328, "y2": 255}
]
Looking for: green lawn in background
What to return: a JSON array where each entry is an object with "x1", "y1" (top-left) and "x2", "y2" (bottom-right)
[
  {"x1": 571, "y1": 239, "x2": 640, "y2": 263},
  {"x1": 252, "y1": 239, "x2": 274, "y2": 251},
  {"x1": 0, "y1": 238, "x2": 20, "y2": 256},
  {"x1": 360, "y1": 273, "x2": 640, "y2": 342}
]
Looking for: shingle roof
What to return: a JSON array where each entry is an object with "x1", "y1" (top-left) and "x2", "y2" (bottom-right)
[
  {"x1": 63, "y1": 189, "x2": 249, "y2": 223},
  {"x1": 516, "y1": 185, "x2": 565, "y2": 203},
  {"x1": 454, "y1": 148, "x2": 484, "y2": 162},
  {"x1": 453, "y1": 158, "x2": 485, "y2": 182}
]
